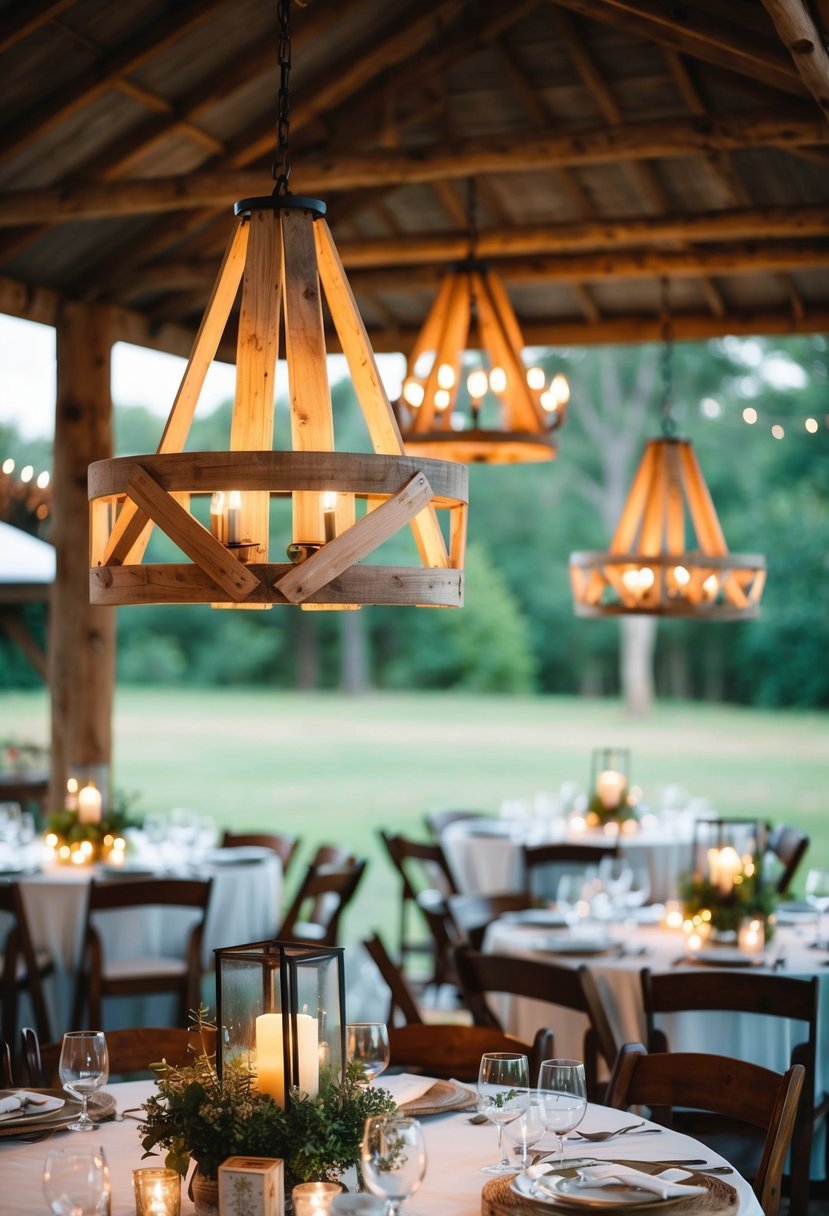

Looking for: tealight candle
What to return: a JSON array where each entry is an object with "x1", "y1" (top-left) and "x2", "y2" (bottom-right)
[
  {"x1": 738, "y1": 917, "x2": 765, "y2": 955},
  {"x1": 133, "y1": 1167, "x2": 181, "y2": 1216},
  {"x1": 292, "y1": 1181, "x2": 341, "y2": 1216}
]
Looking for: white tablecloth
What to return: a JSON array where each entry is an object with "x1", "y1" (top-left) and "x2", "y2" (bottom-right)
[
  {"x1": 442, "y1": 818, "x2": 694, "y2": 903},
  {"x1": 483, "y1": 917, "x2": 829, "y2": 1176},
  {"x1": 11, "y1": 853, "x2": 282, "y2": 1034},
  {"x1": 0, "y1": 1079, "x2": 761, "y2": 1216}
]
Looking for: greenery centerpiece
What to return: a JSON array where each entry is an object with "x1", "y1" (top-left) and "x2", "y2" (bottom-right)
[
  {"x1": 682, "y1": 842, "x2": 776, "y2": 937},
  {"x1": 45, "y1": 785, "x2": 139, "y2": 864},
  {"x1": 139, "y1": 1009, "x2": 396, "y2": 1190},
  {"x1": 586, "y1": 746, "x2": 639, "y2": 829}
]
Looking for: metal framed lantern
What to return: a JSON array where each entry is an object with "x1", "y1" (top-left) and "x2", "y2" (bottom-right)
[
  {"x1": 215, "y1": 940, "x2": 345, "y2": 1108},
  {"x1": 589, "y1": 747, "x2": 631, "y2": 815}
]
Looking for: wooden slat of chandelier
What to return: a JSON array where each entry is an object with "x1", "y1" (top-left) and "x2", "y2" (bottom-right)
[
  {"x1": 400, "y1": 263, "x2": 567, "y2": 464},
  {"x1": 88, "y1": 200, "x2": 467, "y2": 610},
  {"x1": 569, "y1": 437, "x2": 765, "y2": 619}
]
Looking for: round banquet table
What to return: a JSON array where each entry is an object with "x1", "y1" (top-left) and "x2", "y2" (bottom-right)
[
  {"x1": 483, "y1": 914, "x2": 829, "y2": 1177},
  {"x1": 10, "y1": 849, "x2": 282, "y2": 1035},
  {"x1": 0, "y1": 1079, "x2": 761, "y2": 1216},
  {"x1": 441, "y1": 817, "x2": 696, "y2": 904}
]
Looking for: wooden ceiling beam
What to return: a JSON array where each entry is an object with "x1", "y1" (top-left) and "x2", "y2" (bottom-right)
[
  {"x1": 0, "y1": 112, "x2": 824, "y2": 226},
  {"x1": 760, "y1": 0, "x2": 829, "y2": 123},
  {"x1": 545, "y1": 0, "x2": 804, "y2": 96},
  {"x1": 0, "y1": 0, "x2": 79, "y2": 54},
  {"x1": 0, "y1": 0, "x2": 226, "y2": 165}
]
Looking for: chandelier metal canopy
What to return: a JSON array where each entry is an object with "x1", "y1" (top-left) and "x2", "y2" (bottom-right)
[
  {"x1": 569, "y1": 285, "x2": 765, "y2": 621},
  {"x1": 88, "y1": 4, "x2": 466, "y2": 612}
]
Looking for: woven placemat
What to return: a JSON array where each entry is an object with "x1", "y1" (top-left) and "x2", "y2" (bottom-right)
[
  {"x1": 0, "y1": 1089, "x2": 116, "y2": 1139},
  {"x1": 481, "y1": 1164, "x2": 738, "y2": 1216},
  {"x1": 399, "y1": 1079, "x2": 477, "y2": 1117}
]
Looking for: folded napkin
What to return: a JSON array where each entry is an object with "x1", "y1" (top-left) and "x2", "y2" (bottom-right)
[
  {"x1": 559, "y1": 1163, "x2": 707, "y2": 1200},
  {"x1": 0, "y1": 1091, "x2": 46, "y2": 1118},
  {"x1": 372, "y1": 1073, "x2": 439, "y2": 1108}
]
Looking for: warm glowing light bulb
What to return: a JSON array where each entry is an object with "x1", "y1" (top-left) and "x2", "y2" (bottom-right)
[
  {"x1": 36, "y1": 470, "x2": 50, "y2": 488},
  {"x1": 743, "y1": 407, "x2": 758, "y2": 424},
  {"x1": 622, "y1": 567, "x2": 654, "y2": 597},
  {"x1": 436, "y1": 363, "x2": 455, "y2": 390},
  {"x1": 540, "y1": 390, "x2": 555, "y2": 411},
  {"x1": 673, "y1": 565, "x2": 690, "y2": 587},
  {"x1": 322, "y1": 491, "x2": 337, "y2": 512},
  {"x1": 489, "y1": 367, "x2": 507, "y2": 394},
  {"x1": 2, "y1": 458, "x2": 14, "y2": 474},
  {"x1": 702, "y1": 574, "x2": 719, "y2": 600},
  {"x1": 20, "y1": 465, "x2": 33, "y2": 483},
  {"x1": 402, "y1": 378, "x2": 425, "y2": 408},
  {"x1": 550, "y1": 373, "x2": 570, "y2": 406},
  {"x1": 805, "y1": 417, "x2": 819, "y2": 433},
  {"x1": 434, "y1": 389, "x2": 451, "y2": 411},
  {"x1": 771, "y1": 424, "x2": 784, "y2": 439},
  {"x1": 467, "y1": 369, "x2": 488, "y2": 399},
  {"x1": 526, "y1": 366, "x2": 546, "y2": 390}
]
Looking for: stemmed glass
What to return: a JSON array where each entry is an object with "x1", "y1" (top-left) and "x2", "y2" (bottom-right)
[
  {"x1": 43, "y1": 1147, "x2": 110, "y2": 1215},
  {"x1": 537, "y1": 1059, "x2": 587, "y2": 1168},
  {"x1": 476, "y1": 1052, "x2": 529, "y2": 1174},
  {"x1": 347, "y1": 1022, "x2": 390, "y2": 1083},
  {"x1": 361, "y1": 1115, "x2": 427, "y2": 1216},
  {"x1": 502, "y1": 1094, "x2": 548, "y2": 1169},
  {"x1": 805, "y1": 869, "x2": 829, "y2": 947},
  {"x1": 59, "y1": 1031, "x2": 109, "y2": 1132}
]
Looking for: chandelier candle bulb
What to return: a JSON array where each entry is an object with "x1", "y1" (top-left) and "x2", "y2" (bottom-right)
[
  {"x1": 226, "y1": 490, "x2": 242, "y2": 545},
  {"x1": 322, "y1": 492, "x2": 337, "y2": 543},
  {"x1": 256, "y1": 1013, "x2": 319, "y2": 1107},
  {"x1": 77, "y1": 781, "x2": 102, "y2": 825}
]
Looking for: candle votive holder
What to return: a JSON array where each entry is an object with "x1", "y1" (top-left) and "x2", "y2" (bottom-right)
[
  {"x1": 292, "y1": 1181, "x2": 342, "y2": 1216},
  {"x1": 133, "y1": 1166, "x2": 181, "y2": 1216}
]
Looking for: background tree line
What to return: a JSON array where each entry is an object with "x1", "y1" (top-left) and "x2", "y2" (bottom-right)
[{"x1": 2, "y1": 333, "x2": 827, "y2": 709}]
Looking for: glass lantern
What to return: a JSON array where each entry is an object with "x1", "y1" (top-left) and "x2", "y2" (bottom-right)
[
  {"x1": 589, "y1": 747, "x2": 630, "y2": 813},
  {"x1": 214, "y1": 940, "x2": 345, "y2": 1109}
]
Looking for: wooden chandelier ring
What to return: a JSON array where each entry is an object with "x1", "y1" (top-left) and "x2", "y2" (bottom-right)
[
  {"x1": 404, "y1": 431, "x2": 557, "y2": 464},
  {"x1": 569, "y1": 551, "x2": 766, "y2": 571}
]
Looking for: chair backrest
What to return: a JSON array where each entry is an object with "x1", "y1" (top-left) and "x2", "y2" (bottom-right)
[
  {"x1": 363, "y1": 933, "x2": 423, "y2": 1025},
  {"x1": 278, "y1": 859, "x2": 366, "y2": 947},
  {"x1": 447, "y1": 893, "x2": 531, "y2": 950},
  {"x1": 387, "y1": 1021, "x2": 555, "y2": 1086},
  {"x1": 521, "y1": 841, "x2": 619, "y2": 900},
  {"x1": 424, "y1": 809, "x2": 487, "y2": 838},
  {"x1": 766, "y1": 824, "x2": 809, "y2": 895},
  {"x1": 85, "y1": 877, "x2": 212, "y2": 961},
  {"x1": 221, "y1": 831, "x2": 300, "y2": 874},
  {"x1": 453, "y1": 945, "x2": 618, "y2": 1101},
  {"x1": 0, "y1": 879, "x2": 52, "y2": 1041},
  {"x1": 23, "y1": 1025, "x2": 216, "y2": 1087},
  {"x1": 605, "y1": 1044, "x2": 805, "y2": 1216},
  {"x1": 379, "y1": 830, "x2": 459, "y2": 970},
  {"x1": 310, "y1": 844, "x2": 355, "y2": 868},
  {"x1": 0, "y1": 1038, "x2": 12, "y2": 1087}
]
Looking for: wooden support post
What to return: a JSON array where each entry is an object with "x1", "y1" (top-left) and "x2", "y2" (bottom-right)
[{"x1": 49, "y1": 301, "x2": 115, "y2": 812}]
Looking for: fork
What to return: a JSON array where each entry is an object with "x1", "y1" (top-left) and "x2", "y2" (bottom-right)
[{"x1": 572, "y1": 1122, "x2": 663, "y2": 1142}]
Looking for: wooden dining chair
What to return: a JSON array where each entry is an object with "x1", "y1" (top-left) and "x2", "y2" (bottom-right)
[
  {"x1": 22, "y1": 1024, "x2": 216, "y2": 1086},
  {"x1": 521, "y1": 841, "x2": 619, "y2": 901},
  {"x1": 765, "y1": 824, "x2": 810, "y2": 895},
  {"x1": 379, "y1": 830, "x2": 459, "y2": 983},
  {"x1": 0, "y1": 1038, "x2": 13, "y2": 1087},
  {"x1": 363, "y1": 932, "x2": 424, "y2": 1026},
  {"x1": 0, "y1": 880, "x2": 53, "y2": 1047},
  {"x1": 447, "y1": 893, "x2": 532, "y2": 950},
  {"x1": 277, "y1": 857, "x2": 366, "y2": 947},
  {"x1": 605, "y1": 1044, "x2": 805, "y2": 1216},
  {"x1": 453, "y1": 945, "x2": 618, "y2": 1102},
  {"x1": 641, "y1": 967, "x2": 825, "y2": 1216},
  {"x1": 220, "y1": 830, "x2": 300, "y2": 875},
  {"x1": 387, "y1": 1021, "x2": 555, "y2": 1086},
  {"x1": 71, "y1": 878, "x2": 213, "y2": 1029}
]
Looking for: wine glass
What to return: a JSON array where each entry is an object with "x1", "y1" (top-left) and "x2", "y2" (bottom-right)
[
  {"x1": 502, "y1": 1093, "x2": 548, "y2": 1169},
  {"x1": 556, "y1": 873, "x2": 588, "y2": 926},
  {"x1": 537, "y1": 1059, "x2": 587, "y2": 1167},
  {"x1": 598, "y1": 858, "x2": 634, "y2": 911},
  {"x1": 59, "y1": 1031, "x2": 109, "y2": 1132},
  {"x1": 347, "y1": 1023, "x2": 390, "y2": 1083},
  {"x1": 43, "y1": 1147, "x2": 110, "y2": 1215},
  {"x1": 805, "y1": 869, "x2": 829, "y2": 946},
  {"x1": 476, "y1": 1052, "x2": 529, "y2": 1174},
  {"x1": 361, "y1": 1115, "x2": 427, "y2": 1216}
]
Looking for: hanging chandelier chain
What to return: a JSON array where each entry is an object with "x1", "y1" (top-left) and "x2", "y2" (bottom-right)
[
  {"x1": 659, "y1": 277, "x2": 677, "y2": 437},
  {"x1": 272, "y1": 0, "x2": 292, "y2": 195}
]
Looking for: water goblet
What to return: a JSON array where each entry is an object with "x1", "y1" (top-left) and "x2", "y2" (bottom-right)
[
  {"x1": 476, "y1": 1052, "x2": 529, "y2": 1174},
  {"x1": 556, "y1": 873, "x2": 589, "y2": 927},
  {"x1": 537, "y1": 1059, "x2": 587, "y2": 1168},
  {"x1": 43, "y1": 1147, "x2": 109, "y2": 1215},
  {"x1": 805, "y1": 869, "x2": 829, "y2": 947},
  {"x1": 59, "y1": 1031, "x2": 109, "y2": 1132},
  {"x1": 361, "y1": 1114, "x2": 427, "y2": 1216},
  {"x1": 502, "y1": 1094, "x2": 548, "y2": 1168},
  {"x1": 347, "y1": 1022, "x2": 390, "y2": 1083}
]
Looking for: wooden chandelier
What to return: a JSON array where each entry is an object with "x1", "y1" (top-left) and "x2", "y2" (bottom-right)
[
  {"x1": 400, "y1": 262, "x2": 569, "y2": 465},
  {"x1": 88, "y1": 197, "x2": 467, "y2": 610},
  {"x1": 569, "y1": 437, "x2": 766, "y2": 620}
]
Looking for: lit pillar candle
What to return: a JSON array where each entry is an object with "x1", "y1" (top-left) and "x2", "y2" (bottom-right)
[
  {"x1": 256, "y1": 1012, "x2": 319, "y2": 1107},
  {"x1": 596, "y1": 769, "x2": 625, "y2": 810},
  {"x1": 226, "y1": 490, "x2": 242, "y2": 544},
  {"x1": 78, "y1": 781, "x2": 102, "y2": 824},
  {"x1": 715, "y1": 845, "x2": 742, "y2": 895},
  {"x1": 322, "y1": 491, "x2": 337, "y2": 543}
]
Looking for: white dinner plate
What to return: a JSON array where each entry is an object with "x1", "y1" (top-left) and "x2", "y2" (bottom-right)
[
  {"x1": 502, "y1": 909, "x2": 569, "y2": 928},
  {"x1": 512, "y1": 1165, "x2": 716, "y2": 1212},
  {"x1": 689, "y1": 947, "x2": 763, "y2": 967},
  {"x1": 540, "y1": 935, "x2": 616, "y2": 956},
  {"x1": 0, "y1": 1090, "x2": 64, "y2": 1125},
  {"x1": 98, "y1": 864, "x2": 157, "y2": 879},
  {"x1": 203, "y1": 846, "x2": 272, "y2": 865},
  {"x1": 776, "y1": 902, "x2": 817, "y2": 924}
]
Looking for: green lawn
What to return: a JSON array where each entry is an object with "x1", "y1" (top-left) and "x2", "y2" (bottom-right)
[{"x1": 2, "y1": 688, "x2": 826, "y2": 948}]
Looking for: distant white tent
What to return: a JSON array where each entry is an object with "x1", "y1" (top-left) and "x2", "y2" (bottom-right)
[{"x1": 0, "y1": 521, "x2": 54, "y2": 587}]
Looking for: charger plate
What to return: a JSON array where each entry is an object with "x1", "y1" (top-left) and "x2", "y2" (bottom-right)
[
  {"x1": 483, "y1": 1163, "x2": 736, "y2": 1216},
  {"x1": 0, "y1": 1089, "x2": 116, "y2": 1138},
  {"x1": 398, "y1": 1079, "x2": 476, "y2": 1117}
]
